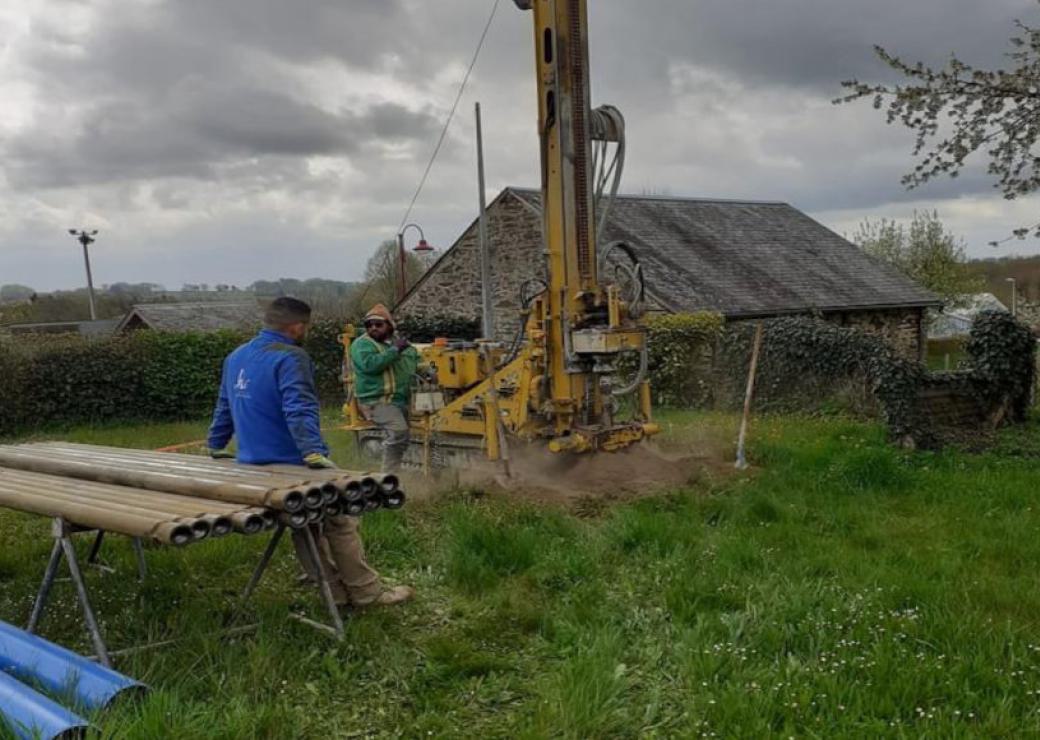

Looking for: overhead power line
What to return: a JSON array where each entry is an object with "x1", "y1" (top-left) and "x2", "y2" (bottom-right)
[{"x1": 397, "y1": 0, "x2": 502, "y2": 233}]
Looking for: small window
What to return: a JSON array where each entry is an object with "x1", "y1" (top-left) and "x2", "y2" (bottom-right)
[{"x1": 543, "y1": 28, "x2": 553, "y2": 64}]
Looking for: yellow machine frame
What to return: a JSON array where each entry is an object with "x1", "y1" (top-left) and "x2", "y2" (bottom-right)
[{"x1": 342, "y1": 0, "x2": 659, "y2": 468}]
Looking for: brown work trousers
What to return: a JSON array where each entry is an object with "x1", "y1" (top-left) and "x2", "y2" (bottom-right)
[{"x1": 291, "y1": 515, "x2": 382, "y2": 606}]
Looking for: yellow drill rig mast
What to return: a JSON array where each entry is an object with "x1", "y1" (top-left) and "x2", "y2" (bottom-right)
[{"x1": 343, "y1": 0, "x2": 658, "y2": 468}]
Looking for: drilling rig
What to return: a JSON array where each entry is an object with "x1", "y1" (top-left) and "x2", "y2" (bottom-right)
[{"x1": 342, "y1": 0, "x2": 658, "y2": 470}]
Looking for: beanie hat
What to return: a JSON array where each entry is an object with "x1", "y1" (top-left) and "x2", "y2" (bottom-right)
[{"x1": 364, "y1": 304, "x2": 395, "y2": 328}]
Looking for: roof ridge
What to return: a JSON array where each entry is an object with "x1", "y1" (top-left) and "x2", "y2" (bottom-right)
[{"x1": 505, "y1": 186, "x2": 789, "y2": 207}]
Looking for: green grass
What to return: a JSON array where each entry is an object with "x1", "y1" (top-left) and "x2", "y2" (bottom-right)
[{"x1": 3, "y1": 411, "x2": 1040, "y2": 737}]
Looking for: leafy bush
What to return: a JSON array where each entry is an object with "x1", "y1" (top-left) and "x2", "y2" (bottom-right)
[
  {"x1": 719, "y1": 313, "x2": 1035, "y2": 447},
  {"x1": 397, "y1": 315, "x2": 481, "y2": 343},
  {"x1": 637, "y1": 312, "x2": 725, "y2": 407},
  {"x1": 964, "y1": 310, "x2": 1037, "y2": 422},
  {"x1": 0, "y1": 320, "x2": 362, "y2": 435}
]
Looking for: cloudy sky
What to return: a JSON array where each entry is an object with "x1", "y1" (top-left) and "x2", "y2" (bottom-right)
[{"x1": 2, "y1": 0, "x2": 1039, "y2": 292}]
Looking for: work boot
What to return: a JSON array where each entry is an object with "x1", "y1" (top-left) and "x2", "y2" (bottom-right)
[{"x1": 357, "y1": 585, "x2": 415, "y2": 609}]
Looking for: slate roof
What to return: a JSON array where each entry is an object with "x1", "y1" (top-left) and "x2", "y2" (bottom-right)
[
  {"x1": 508, "y1": 188, "x2": 940, "y2": 318},
  {"x1": 116, "y1": 302, "x2": 262, "y2": 333},
  {"x1": 3, "y1": 319, "x2": 119, "y2": 337}
]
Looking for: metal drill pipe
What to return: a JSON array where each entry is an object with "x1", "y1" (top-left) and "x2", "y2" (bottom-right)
[
  {"x1": 257, "y1": 464, "x2": 399, "y2": 493},
  {"x1": 26, "y1": 444, "x2": 393, "y2": 500},
  {"x1": 0, "y1": 469, "x2": 246, "y2": 521},
  {"x1": 340, "y1": 495, "x2": 365, "y2": 517},
  {"x1": 0, "y1": 472, "x2": 263, "y2": 521},
  {"x1": 343, "y1": 481, "x2": 364, "y2": 503},
  {"x1": 0, "y1": 449, "x2": 309, "y2": 503},
  {"x1": 278, "y1": 511, "x2": 310, "y2": 529},
  {"x1": 0, "y1": 473, "x2": 256, "y2": 537},
  {"x1": 0, "y1": 488, "x2": 194, "y2": 545},
  {"x1": 228, "y1": 511, "x2": 267, "y2": 535},
  {"x1": 382, "y1": 489, "x2": 407, "y2": 510},
  {"x1": 0, "y1": 481, "x2": 214, "y2": 541},
  {"x1": 17, "y1": 446, "x2": 333, "y2": 496},
  {"x1": 27, "y1": 444, "x2": 342, "y2": 490},
  {"x1": 0, "y1": 451, "x2": 307, "y2": 512}
]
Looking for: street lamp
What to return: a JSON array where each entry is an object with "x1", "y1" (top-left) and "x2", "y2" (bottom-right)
[
  {"x1": 396, "y1": 223, "x2": 435, "y2": 303},
  {"x1": 68, "y1": 229, "x2": 99, "y2": 321},
  {"x1": 1006, "y1": 277, "x2": 1018, "y2": 317}
]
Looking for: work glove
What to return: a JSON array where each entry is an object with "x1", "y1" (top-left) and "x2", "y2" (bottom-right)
[
  {"x1": 209, "y1": 448, "x2": 235, "y2": 460},
  {"x1": 393, "y1": 336, "x2": 411, "y2": 352},
  {"x1": 304, "y1": 452, "x2": 338, "y2": 470}
]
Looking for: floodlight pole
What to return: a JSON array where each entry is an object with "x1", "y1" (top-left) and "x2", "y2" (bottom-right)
[
  {"x1": 69, "y1": 229, "x2": 99, "y2": 321},
  {"x1": 396, "y1": 223, "x2": 428, "y2": 303},
  {"x1": 1006, "y1": 277, "x2": 1017, "y2": 317}
]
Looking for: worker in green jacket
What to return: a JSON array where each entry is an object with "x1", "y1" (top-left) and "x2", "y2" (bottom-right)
[{"x1": 351, "y1": 304, "x2": 420, "y2": 472}]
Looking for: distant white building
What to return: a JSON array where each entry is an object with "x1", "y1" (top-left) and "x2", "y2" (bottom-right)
[{"x1": 929, "y1": 293, "x2": 1008, "y2": 340}]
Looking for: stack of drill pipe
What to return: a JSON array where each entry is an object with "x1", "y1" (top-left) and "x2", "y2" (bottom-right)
[
  {"x1": 0, "y1": 470, "x2": 202, "y2": 546},
  {"x1": 12, "y1": 442, "x2": 404, "y2": 509},
  {"x1": 0, "y1": 443, "x2": 407, "y2": 517},
  {"x1": 257, "y1": 464, "x2": 407, "y2": 513},
  {"x1": 0, "y1": 443, "x2": 330, "y2": 513}
]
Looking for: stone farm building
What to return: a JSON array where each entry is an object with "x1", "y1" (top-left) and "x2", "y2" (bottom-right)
[
  {"x1": 397, "y1": 188, "x2": 941, "y2": 359},
  {"x1": 116, "y1": 302, "x2": 262, "y2": 334}
]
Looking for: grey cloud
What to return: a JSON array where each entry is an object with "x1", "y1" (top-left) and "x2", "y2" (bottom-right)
[{"x1": 3, "y1": 0, "x2": 1039, "y2": 291}]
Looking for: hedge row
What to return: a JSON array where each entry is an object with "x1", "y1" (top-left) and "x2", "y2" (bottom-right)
[
  {"x1": 0, "y1": 312, "x2": 723, "y2": 435},
  {"x1": 3, "y1": 310, "x2": 1030, "y2": 445},
  {"x1": 715, "y1": 311, "x2": 1036, "y2": 447},
  {"x1": 0, "y1": 321, "x2": 353, "y2": 435}
]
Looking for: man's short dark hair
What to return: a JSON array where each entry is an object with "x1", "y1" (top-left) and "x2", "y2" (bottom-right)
[{"x1": 265, "y1": 297, "x2": 312, "y2": 327}]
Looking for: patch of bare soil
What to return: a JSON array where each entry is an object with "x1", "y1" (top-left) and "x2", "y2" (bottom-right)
[{"x1": 398, "y1": 440, "x2": 736, "y2": 513}]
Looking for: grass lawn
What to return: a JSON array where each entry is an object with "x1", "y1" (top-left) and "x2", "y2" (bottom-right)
[{"x1": 2, "y1": 410, "x2": 1040, "y2": 737}]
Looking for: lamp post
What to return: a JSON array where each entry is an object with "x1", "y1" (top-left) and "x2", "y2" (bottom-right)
[
  {"x1": 396, "y1": 223, "x2": 434, "y2": 303},
  {"x1": 68, "y1": 229, "x2": 99, "y2": 320},
  {"x1": 1006, "y1": 277, "x2": 1018, "y2": 317}
]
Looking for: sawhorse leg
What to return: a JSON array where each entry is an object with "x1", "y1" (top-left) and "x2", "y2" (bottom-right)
[
  {"x1": 239, "y1": 522, "x2": 345, "y2": 641},
  {"x1": 27, "y1": 519, "x2": 112, "y2": 667},
  {"x1": 87, "y1": 532, "x2": 147, "y2": 582}
]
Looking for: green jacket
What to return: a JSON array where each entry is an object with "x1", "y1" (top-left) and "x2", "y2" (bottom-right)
[{"x1": 350, "y1": 334, "x2": 420, "y2": 407}]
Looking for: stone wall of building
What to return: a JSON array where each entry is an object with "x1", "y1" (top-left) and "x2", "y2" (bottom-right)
[
  {"x1": 826, "y1": 308, "x2": 926, "y2": 360},
  {"x1": 400, "y1": 192, "x2": 928, "y2": 360},
  {"x1": 397, "y1": 193, "x2": 544, "y2": 342}
]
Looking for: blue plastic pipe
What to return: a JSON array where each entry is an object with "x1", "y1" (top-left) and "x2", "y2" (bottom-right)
[
  {"x1": 0, "y1": 621, "x2": 144, "y2": 713},
  {"x1": 0, "y1": 669, "x2": 88, "y2": 740}
]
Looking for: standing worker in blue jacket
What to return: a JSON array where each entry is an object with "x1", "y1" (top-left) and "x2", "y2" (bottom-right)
[
  {"x1": 350, "y1": 304, "x2": 420, "y2": 473},
  {"x1": 207, "y1": 297, "x2": 414, "y2": 608}
]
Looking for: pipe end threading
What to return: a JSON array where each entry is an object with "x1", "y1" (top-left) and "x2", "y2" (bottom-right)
[
  {"x1": 380, "y1": 474, "x2": 400, "y2": 493},
  {"x1": 363, "y1": 496, "x2": 382, "y2": 513},
  {"x1": 344, "y1": 482, "x2": 364, "y2": 503},
  {"x1": 281, "y1": 491, "x2": 305, "y2": 513},
  {"x1": 360, "y1": 477, "x2": 378, "y2": 497},
  {"x1": 171, "y1": 525, "x2": 193, "y2": 546},
  {"x1": 382, "y1": 490, "x2": 407, "y2": 510},
  {"x1": 305, "y1": 507, "x2": 323, "y2": 524},
  {"x1": 190, "y1": 520, "x2": 212, "y2": 540},
  {"x1": 304, "y1": 488, "x2": 324, "y2": 509},
  {"x1": 211, "y1": 517, "x2": 233, "y2": 537},
  {"x1": 320, "y1": 485, "x2": 339, "y2": 505}
]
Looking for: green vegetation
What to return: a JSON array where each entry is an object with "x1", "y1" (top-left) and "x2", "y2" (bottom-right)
[
  {"x1": 852, "y1": 211, "x2": 981, "y2": 307},
  {"x1": 0, "y1": 323, "x2": 349, "y2": 436},
  {"x1": 3, "y1": 410, "x2": 1040, "y2": 737},
  {"x1": 971, "y1": 255, "x2": 1040, "y2": 306}
]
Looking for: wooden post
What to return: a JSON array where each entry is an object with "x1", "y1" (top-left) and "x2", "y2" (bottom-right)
[{"x1": 735, "y1": 323, "x2": 764, "y2": 470}]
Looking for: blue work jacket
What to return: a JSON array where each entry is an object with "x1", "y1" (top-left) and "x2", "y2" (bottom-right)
[{"x1": 206, "y1": 328, "x2": 329, "y2": 464}]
